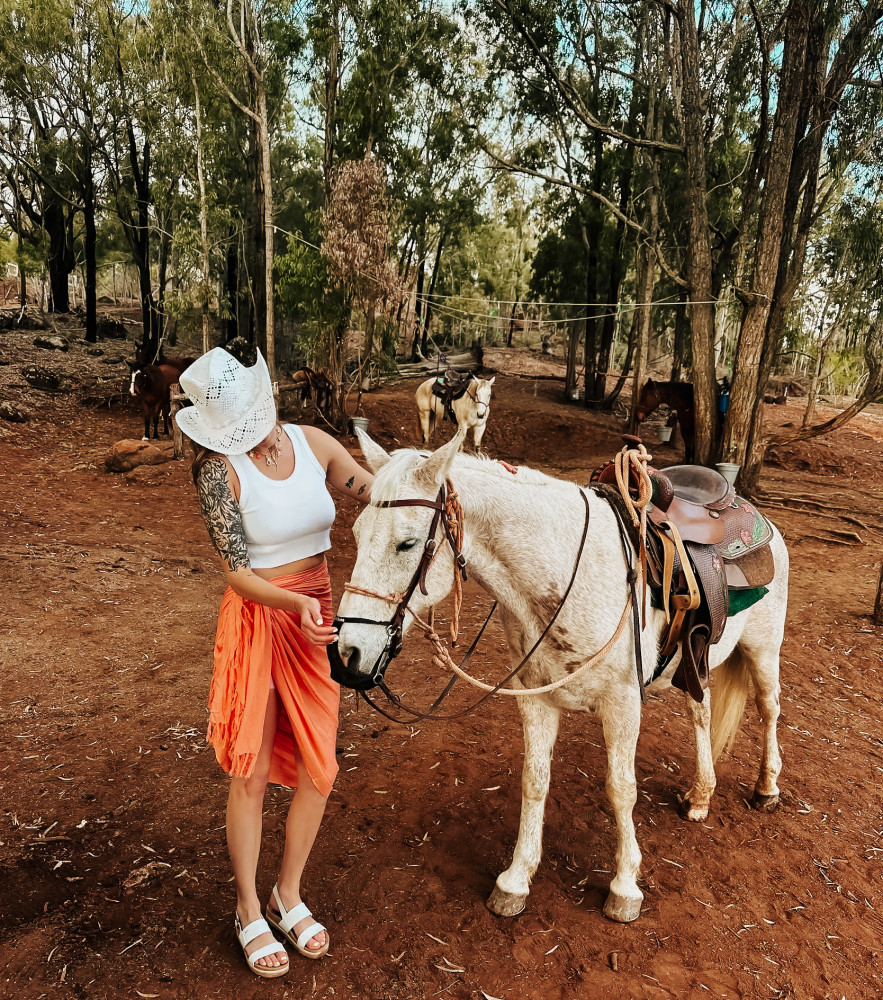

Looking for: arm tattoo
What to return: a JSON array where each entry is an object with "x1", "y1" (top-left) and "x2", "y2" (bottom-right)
[
  {"x1": 358, "y1": 483, "x2": 366, "y2": 495},
  {"x1": 196, "y1": 458, "x2": 250, "y2": 571},
  {"x1": 345, "y1": 475, "x2": 355, "y2": 489}
]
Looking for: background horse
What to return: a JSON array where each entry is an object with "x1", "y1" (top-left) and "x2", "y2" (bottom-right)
[
  {"x1": 134, "y1": 342, "x2": 196, "y2": 378},
  {"x1": 416, "y1": 374, "x2": 495, "y2": 450},
  {"x1": 291, "y1": 366, "x2": 333, "y2": 418},
  {"x1": 335, "y1": 429, "x2": 788, "y2": 923},
  {"x1": 635, "y1": 379, "x2": 695, "y2": 462},
  {"x1": 128, "y1": 363, "x2": 181, "y2": 440}
]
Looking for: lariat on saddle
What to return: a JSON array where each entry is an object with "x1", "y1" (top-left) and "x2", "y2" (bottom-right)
[{"x1": 611, "y1": 441, "x2": 654, "y2": 623}]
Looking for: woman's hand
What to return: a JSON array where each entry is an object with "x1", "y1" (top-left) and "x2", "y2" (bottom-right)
[{"x1": 294, "y1": 594, "x2": 338, "y2": 646}]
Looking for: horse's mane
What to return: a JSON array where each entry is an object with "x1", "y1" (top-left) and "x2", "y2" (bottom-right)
[{"x1": 371, "y1": 447, "x2": 555, "y2": 503}]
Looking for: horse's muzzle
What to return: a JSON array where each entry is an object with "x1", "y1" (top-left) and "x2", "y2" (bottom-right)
[{"x1": 327, "y1": 617, "x2": 402, "y2": 690}]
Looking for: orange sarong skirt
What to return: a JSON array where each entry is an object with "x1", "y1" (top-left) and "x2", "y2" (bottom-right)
[{"x1": 206, "y1": 561, "x2": 340, "y2": 797}]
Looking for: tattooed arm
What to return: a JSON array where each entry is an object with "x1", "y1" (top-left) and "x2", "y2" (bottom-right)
[
  {"x1": 195, "y1": 457, "x2": 333, "y2": 642},
  {"x1": 301, "y1": 425, "x2": 373, "y2": 504}
]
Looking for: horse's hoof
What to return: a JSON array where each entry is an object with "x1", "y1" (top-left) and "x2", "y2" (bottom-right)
[
  {"x1": 486, "y1": 886, "x2": 527, "y2": 917},
  {"x1": 750, "y1": 790, "x2": 780, "y2": 812},
  {"x1": 603, "y1": 892, "x2": 643, "y2": 923},
  {"x1": 678, "y1": 798, "x2": 709, "y2": 823}
]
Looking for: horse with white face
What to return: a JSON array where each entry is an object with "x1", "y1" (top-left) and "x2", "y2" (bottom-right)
[
  {"x1": 335, "y1": 429, "x2": 788, "y2": 922},
  {"x1": 415, "y1": 375, "x2": 495, "y2": 451}
]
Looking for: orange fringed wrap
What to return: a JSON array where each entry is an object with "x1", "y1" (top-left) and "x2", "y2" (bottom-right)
[{"x1": 207, "y1": 561, "x2": 340, "y2": 797}]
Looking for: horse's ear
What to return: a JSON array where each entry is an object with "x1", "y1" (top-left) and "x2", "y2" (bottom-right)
[
  {"x1": 488, "y1": 376, "x2": 495, "y2": 386},
  {"x1": 416, "y1": 426, "x2": 466, "y2": 486},
  {"x1": 355, "y1": 428, "x2": 390, "y2": 471}
]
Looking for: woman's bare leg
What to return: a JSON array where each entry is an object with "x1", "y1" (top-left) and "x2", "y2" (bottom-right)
[
  {"x1": 268, "y1": 754, "x2": 329, "y2": 952},
  {"x1": 226, "y1": 691, "x2": 288, "y2": 971}
]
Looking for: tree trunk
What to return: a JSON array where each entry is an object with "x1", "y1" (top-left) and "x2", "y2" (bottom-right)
[
  {"x1": 44, "y1": 201, "x2": 73, "y2": 314},
  {"x1": 194, "y1": 76, "x2": 212, "y2": 354},
  {"x1": 323, "y1": 6, "x2": 340, "y2": 206},
  {"x1": 601, "y1": 13, "x2": 643, "y2": 408},
  {"x1": 629, "y1": 180, "x2": 659, "y2": 434},
  {"x1": 258, "y1": 81, "x2": 275, "y2": 383},
  {"x1": 83, "y1": 148, "x2": 97, "y2": 343},
  {"x1": 674, "y1": 1, "x2": 717, "y2": 465},
  {"x1": 225, "y1": 239, "x2": 239, "y2": 342},
  {"x1": 420, "y1": 229, "x2": 447, "y2": 357},
  {"x1": 723, "y1": 1, "x2": 811, "y2": 480}
]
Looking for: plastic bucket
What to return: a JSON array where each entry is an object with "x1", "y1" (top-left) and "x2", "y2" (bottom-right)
[
  {"x1": 715, "y1": 462, "x2": 740, "y2": 485},
  {"x1": 657, "y1": 425, "x2": 673, "y2": 443},
  {"x1": 351, "y1": 416, "x2": 370, "y2": 435}
]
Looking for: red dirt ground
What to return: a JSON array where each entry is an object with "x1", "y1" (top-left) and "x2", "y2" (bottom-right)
[{"x1": 2, "y1": 324, "x2": 883, "y2": 1000}]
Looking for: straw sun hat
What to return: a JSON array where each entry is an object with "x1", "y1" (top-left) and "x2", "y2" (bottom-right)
[{"x1": 175, "y1": 347, "x2": 277, "y2": 455}]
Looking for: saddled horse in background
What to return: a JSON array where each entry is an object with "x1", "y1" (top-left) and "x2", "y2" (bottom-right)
[
  {"x1": 635, "y1": 379, "x2": 695, "y2": 462},
  {"x1": 129, "y1": 363, "x2": 182, "y2": 440},
  {"x1": 334, "y1": 428, "x2": 788, "y2": 922},
  {"x1": 416, "y1": 372, "x2": 495, "y2": 451}
]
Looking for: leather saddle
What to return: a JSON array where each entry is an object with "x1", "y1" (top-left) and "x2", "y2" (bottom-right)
[
  {"x1": 431, "y1": 369, "x2": 474, "y2": 421},
  {"x1": 592, "y1": 451, "x2": 775, "y2": 703}
]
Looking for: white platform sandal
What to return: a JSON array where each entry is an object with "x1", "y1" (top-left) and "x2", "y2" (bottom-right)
[
  {"x1": 235, "y1": 914, "x2": 289, "y2": 978},
  {"x1": 265, "y1": 885, "x2": 330, "y2": 959}
]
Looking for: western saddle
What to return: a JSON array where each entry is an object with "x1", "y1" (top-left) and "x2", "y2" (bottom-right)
[
  {"x1": 431, "y1": 369, "x2": 475, "y2": 422},
  {"x1": 591, "y1": 439, "x2": 775, "y2": 702}
]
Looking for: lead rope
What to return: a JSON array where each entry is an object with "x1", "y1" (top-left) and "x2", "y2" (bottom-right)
[
  {"x1": 409, "y1": 597, "x2": 632, "y2": 697},
  {"x1": 444, "y1": 486, "x2": 464, "y2": 642},
  {"x1": 613, "y1": 443, "x2": 655, "y2": 624}
]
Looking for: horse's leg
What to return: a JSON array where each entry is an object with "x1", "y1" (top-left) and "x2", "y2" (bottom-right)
[
  {"x1": 472, "y1": 420, "x2": 486, "y2": 453},
  {"x1": 742, "y1": 645, "x2": 782, "y2": 811},
  {"x1": 487, "y1": 696, "x2": 561, "y2": 917},
  {"x1": 599, "y1": 690, "x2": 644, "y2": 922},
  {"x1": 142, "y1": 406, "x2": 150, "y2": 441},
  {"x1": 679, "y1": 689, "x2": 716, "y2": 822},
  {"x1": 418, "y1": 402, "x2": 430, "y2": 444}
]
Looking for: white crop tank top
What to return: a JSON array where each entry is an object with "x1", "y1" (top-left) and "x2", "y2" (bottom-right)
[{"x1": 226, "y1": 424, "x2": 336, "y2": 568}]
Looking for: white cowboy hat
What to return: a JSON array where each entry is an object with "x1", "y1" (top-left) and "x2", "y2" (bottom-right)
[{"x1": 175, "y1": 347, "x2": 276, "y2": 454}]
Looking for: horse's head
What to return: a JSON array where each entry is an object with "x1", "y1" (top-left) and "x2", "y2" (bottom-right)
[
  {"x1": 468, "y1": 376, "x2": 495, "y2": 421},
  {"x1": 331, "y1": 428, "x2": 467, "y2": 689},
  {"x1": 129, "y1": 365, "x2": 145, "y2": 396},
  {"x1": 634, "y1": 378, "x2": 659, "y2": 423}
]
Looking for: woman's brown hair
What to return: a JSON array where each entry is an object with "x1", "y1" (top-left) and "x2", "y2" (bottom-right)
[{"x1": 191, "y1": 444, "x2": 217, "y2": 484}]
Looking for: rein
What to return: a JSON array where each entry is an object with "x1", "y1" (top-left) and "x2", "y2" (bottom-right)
[{"x1": 338, "y1": 482, "x2": 639, "y2": 723}]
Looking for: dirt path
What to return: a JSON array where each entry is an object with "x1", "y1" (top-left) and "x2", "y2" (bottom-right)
[{"x1": 2, "y1": 326, "x2": 883, "y2": 1000}]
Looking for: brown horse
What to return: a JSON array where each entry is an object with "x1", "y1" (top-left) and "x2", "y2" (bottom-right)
[
  {"x1": 129, "y1": 363, "x2": 182, "y2": 440},
  {"x1": 291, "y1": 367, "x2": 332, "y2": 416},
  {"x1": 635, "y1": 379, "x2": 695, "y2": 463},
  {"x1": 134, "y1": 342, "x2": 196, "y2": 378}
]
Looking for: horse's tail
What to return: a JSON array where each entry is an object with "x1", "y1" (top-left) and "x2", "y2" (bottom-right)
[{"x1": 710, "y1": 646, "x2": 750, "y2": 762}]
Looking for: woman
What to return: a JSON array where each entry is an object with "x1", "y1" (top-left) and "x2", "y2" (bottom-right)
[{"x1": 176, "y1": 347, "x2": 373, "y2": 978}]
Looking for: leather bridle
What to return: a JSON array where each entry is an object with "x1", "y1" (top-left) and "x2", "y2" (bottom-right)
[
  {"x1": 329, "y1": 480, "x2": 594, "y2": 723},
  {"x1": 328, "y1": 483, "x2": 467, "y2": 691},
  {"x1": 464, "y1": 384, "x2": 489, "y2": 419}
]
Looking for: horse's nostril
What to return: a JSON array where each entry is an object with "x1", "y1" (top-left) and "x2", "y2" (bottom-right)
[{"x1": 340, "y1": 644, "x2": 360, "y2": 673}]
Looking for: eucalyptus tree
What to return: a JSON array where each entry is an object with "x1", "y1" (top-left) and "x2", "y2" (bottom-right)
[
  {"x1": 475, "y1": 1, "x2": 682, "y2": 406},
  {"x1": 0, "y1": 0, "x2": 91, "y2": 316},
  {"x1": 475, "y1": 0, "x2": 883, "y2": 485},
  {"x1": 297, "y1": 0, "x2": 488, "y2": 367}
]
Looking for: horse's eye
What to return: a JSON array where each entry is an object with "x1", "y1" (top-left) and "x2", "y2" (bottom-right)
[{"x1": 396, "y1": 538, "x2": 418, "y2": 552}]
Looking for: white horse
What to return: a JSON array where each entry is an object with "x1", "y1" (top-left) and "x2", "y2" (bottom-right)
[
  {"x1": 336, "y1": 428, "x2": 788, "y2": 923},
  {"x1": 415, "y1": 374, "x2": 495, "y2": 450}
]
